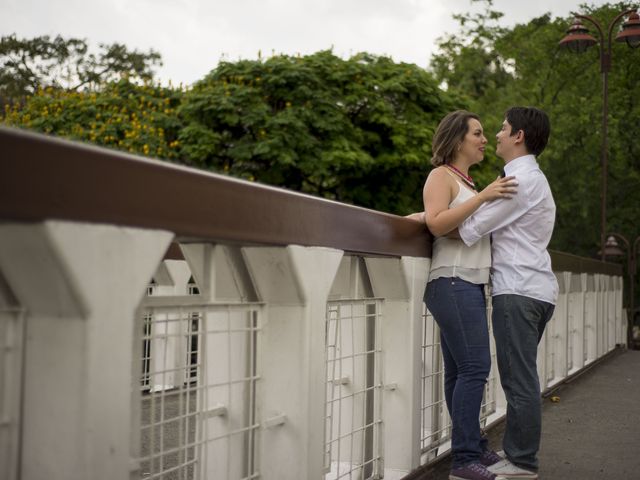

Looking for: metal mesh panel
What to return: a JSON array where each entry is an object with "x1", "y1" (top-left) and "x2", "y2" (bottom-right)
[
  {"x1": 419, "y1": 304, "x2": 449, "y2": 457},
  {"x1": 0, "y1": 306, "x2": 24, "y2": 480},
  {"x1": 136, "y1": 299, "x2": 261, "y2": 480},
  {"x1": 324, "y1": 299, "x2": 383, "y2": 480}
]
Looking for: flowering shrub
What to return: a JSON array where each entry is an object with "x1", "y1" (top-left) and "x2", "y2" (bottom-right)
[{"x1": 3, "y1": 80, "x2": 183, "y2": 160}]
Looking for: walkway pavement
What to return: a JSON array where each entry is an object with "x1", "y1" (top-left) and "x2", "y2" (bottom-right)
[{"x1": 410, "y1": 348, "x2": 640, "y2": 479}]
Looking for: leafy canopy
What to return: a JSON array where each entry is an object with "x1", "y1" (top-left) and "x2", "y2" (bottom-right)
[
  {"x1": 0, "y1": 34, "x2": 162, "y2": 100},
  {"x1": 3, "y1": 81, "x2": 182, "y2": 160},
  {"x1": 179, "y1": 50, "x2": 458, "y2": 213}
]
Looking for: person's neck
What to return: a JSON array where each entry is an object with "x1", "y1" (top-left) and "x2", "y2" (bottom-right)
[
  {"x1": 448, "y1": 159, "x2": 472, "y2": 176},
  {"x1": 502, "y1": 150, "x2": 531, "y2": 165}
]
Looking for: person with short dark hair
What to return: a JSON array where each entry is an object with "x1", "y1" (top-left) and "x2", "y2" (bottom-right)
[{"x1": 458, "y1": 106, "x2": 558, "y2": 480}]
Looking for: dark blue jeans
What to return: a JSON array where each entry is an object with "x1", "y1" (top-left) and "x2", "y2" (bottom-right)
[
  {"x1": 424, "y1": 277, "x2": 491, "y2": 468},
  {"x1": 492, "y1": 294, "x2": 555, "y2": 472}
]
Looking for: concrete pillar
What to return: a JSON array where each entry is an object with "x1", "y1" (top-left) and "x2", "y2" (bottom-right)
[
  {"x1": 0, "y1": 221, "x2": 172, "y2": 480},
  {"x1": 179, "y1": 244, "x2": 260, "y2": 479},
  {"x1": 551, "y1": 272, "x2": 571, "y2": 386},
  {"x1": 365, "y1": 256, "x2": 429, "y2": 477},
  {"x1": 567, "y1": 273, "x2": 586, "y2": 374},
  {"x1": 242, "y1": 245, "x2": 343, "y2": 480},
  {"x1": 610, "y1": 275, "x2": 624, "y2": 348},
  {"x1": 584, "y1": 274, "x2": 598, "y2": 364}
]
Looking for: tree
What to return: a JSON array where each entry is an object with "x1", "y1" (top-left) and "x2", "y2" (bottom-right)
[
  {"x1": 0, "y1": 34, "x2": 162, "y2": 101},
  {"x1": 3, "y1": 80, "x2": 182, "y2": 160},
  {"x1": 178, "y1": 50, "x2": 458, "y2": 213}
]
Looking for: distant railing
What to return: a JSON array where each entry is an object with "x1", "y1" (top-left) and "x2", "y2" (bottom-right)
[{"x1": 0, "y1": 127, "x2": 625, "y2": 480}]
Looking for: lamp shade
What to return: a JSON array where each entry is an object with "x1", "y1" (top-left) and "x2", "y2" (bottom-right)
[
  {"x1": 601, "y1": 235, "x2": 626, "y2": 257},
  {"x1": 615, "y1": 12, "x2": 640, "y2": 48},
  {"x1": 559, "y1": 20, "x2": 598, "y2": 53}
]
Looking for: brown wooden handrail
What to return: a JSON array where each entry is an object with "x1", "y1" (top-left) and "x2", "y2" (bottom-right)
[
  {"x1": 549, "y1": 249, "x2": 622, "y2": 276},
  {"x1": 0, "y1": 126, "x2": 431, "y2": 257}
]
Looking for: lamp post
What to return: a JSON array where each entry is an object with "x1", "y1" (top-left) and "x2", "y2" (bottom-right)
[
  {"x1": 559, "y1": 9, "x2": 640, "y2": 261},
  {"x1": 601, "y1": 233, "x2": 640, "y2": 347}
]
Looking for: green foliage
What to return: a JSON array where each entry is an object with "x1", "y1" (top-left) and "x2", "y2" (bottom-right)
[
  {"x1": 3, "y1": 80, "x2": 182, "y2": 159},
  {"x1": 0, "y1": 34, "x2": 162, "y2": 101},
  {"x1": 178, "y1": 50, "x2": 457, "y2": 213}
]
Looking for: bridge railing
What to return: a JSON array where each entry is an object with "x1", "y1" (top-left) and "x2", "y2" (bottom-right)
[{"x1": 0, "y1": 127, "x2": 624, "y2": 480}]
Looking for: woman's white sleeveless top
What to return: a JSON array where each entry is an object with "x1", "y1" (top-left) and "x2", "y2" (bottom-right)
[{"x1": 427, "y1": 180, "x2": 491, "y2": 285}]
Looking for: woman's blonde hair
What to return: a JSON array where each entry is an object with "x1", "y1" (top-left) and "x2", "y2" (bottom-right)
[{"x1": 431, "y1": 110, "x2": 480, "y2": 167}]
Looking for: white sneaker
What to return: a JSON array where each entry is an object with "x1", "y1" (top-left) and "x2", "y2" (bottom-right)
[{"x1": 488, "y1": 459, "x2": 538, "y2": 479}]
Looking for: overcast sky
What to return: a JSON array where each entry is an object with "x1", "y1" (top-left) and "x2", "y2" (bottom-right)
[{"x1": 2, "y1": 0, "x2": 609, "y2": 86}]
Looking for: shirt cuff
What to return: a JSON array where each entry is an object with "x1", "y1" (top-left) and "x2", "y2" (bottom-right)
[{"x1": 459, "y1": 221, "x2": 480, "y2": 247}]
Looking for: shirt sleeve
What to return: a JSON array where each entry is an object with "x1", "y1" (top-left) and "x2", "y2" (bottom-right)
[{"x1": 458, "y1": 183, "x2": 530, "y2": 246}]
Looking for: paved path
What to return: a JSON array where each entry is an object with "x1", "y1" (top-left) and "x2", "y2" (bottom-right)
[{"x1": 410, "y1": 349, "x2": 640, "y2": 479}]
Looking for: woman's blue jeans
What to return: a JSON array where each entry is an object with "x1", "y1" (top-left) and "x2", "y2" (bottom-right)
[{"x1": 424, "y1": 277, "x2": 491, "y2": 468}]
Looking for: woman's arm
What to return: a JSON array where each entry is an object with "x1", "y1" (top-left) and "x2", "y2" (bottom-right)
[{"x1": 423, "y1": 168, "x2": 517, "y2": 237}]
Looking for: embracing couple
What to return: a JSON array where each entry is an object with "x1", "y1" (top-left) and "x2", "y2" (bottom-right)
[{"x1": 409, "y1": 107, "x2": 558, "y2": 480}]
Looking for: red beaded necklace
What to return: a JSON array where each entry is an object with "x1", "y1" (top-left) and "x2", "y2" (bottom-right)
[{"x1": 446, "y1": 164, "x2": 476, "y2": 190}]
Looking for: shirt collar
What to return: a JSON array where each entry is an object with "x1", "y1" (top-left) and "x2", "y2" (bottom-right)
[{"x1": 504, "y1": 154, "x2": 537, "y2": 175}]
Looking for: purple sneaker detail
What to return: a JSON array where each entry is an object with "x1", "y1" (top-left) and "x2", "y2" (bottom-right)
[
  {"x1": 479, "y1": 450, "x2": 503, "y2": 467},
  {"x1": 449, "y1": 462, "x2": 497, "y2": 480}
]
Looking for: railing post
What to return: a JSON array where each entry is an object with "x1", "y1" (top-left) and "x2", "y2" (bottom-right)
[
  {"x1": 0, "y1": 221, "x2": 172, "y2": 480},
  {"x1": 242, "y1": 245, "x2": 343, "y2": 480},
  {"x1": 364, "y1": 256, "x2": 429, "y2": 475},
  {"x1": 551, "y1": 272, "x2": 571, "y2": 387},
  {"x1": 597, "y1": 274, "x2": 607, "y2": 357},
  {"x1": 612, "y1": 275, "x2": 620, "y2": 345},
  {"x1": 567, "y1": 273, "x2": 586, "y2": 374},
  {"x1": 616, "y1": 276, "x2": 627, "y2": 345},
  {"x1": 584, "y1": 274, "x2": 598, "y2": 365}
]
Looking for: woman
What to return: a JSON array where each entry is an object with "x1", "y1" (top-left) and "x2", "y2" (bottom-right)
[{"x1": 419, "y1": 110, "x2": 516, "y2": 480}]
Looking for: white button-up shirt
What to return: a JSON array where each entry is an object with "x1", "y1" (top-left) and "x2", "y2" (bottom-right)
[{"x1": 459, "y1": 155, "x2": 559, "y2": 305}]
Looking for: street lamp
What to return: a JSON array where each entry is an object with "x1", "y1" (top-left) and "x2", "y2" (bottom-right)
[
  {"x1": 559, "y1": 9, "x2": 640, "y2": 261},
  {"x1": 601, "y1": 233, "x2": 640, "y2": 348}
]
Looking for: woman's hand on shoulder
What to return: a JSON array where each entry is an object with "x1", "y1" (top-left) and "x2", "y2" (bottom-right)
[{"x1": 477, "y1": 175, "x2": 518, "y2": 202}]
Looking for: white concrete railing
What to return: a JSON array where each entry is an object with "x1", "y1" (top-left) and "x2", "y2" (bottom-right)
[{"x1": 0, "y1": 221, "x2": 626, "y2": 480}]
